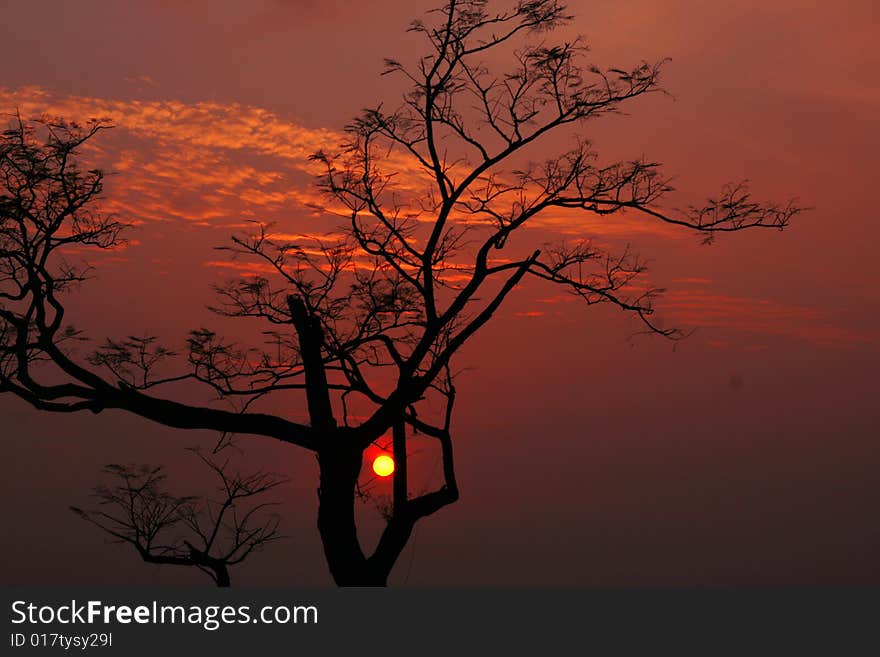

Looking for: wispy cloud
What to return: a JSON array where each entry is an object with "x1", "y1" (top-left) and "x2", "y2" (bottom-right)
[
  {"x1": 657, "y1": 287, "x2": 875, "y2": 347},
  {"x1": 0, "y1": 86, "x2": 684, "y2": 238},
  {"x1": 2, "y1": 86, "x2": 867, "y2": 348}
]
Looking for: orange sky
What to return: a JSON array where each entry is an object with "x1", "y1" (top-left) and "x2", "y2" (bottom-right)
[{"x1": 1, "y1": 0, "x2": 878, "y2": 586}]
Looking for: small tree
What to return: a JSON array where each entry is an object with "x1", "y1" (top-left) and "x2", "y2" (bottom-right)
[
  {"x1": 0, "y1": 0, "x2": 801, "y2": 585},
  {"x1": 71, "y1": 450, "x2": 285, "y2": 587}
]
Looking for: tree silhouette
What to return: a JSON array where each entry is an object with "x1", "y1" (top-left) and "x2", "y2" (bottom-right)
[
  {"x1": 0, "y1": 0, "x2": 801, "y2": 585},
  {"x1": 70, "y1": 449, "x2": 286, "y2": 587}
]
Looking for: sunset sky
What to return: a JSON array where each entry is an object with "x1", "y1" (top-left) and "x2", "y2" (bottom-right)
[{"x1": 1, "y1": 0, "x2": 878, "y2": 586}]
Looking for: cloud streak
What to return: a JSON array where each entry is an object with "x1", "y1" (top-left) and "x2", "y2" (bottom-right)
[
  {"x1": 2, "y1": 86, "x2": 866, "y2": 348},
  {"x1": 1, "y1": 86, "x2": 682, "y2": 239},
  {"x1": 658, "y1": 288, "x2": 875, "y2": 347}
]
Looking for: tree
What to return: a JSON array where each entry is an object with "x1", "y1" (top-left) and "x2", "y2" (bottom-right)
[
  {"x1": 71, "y1": 449, "x2": 286, "y2": 587},
  {"x1": 0, "y1": 0, "x2": 801, "y2": 586}
]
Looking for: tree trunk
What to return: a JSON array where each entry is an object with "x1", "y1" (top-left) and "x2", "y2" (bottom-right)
[
  {"x1": 290, "y1": 294, "x2": 387, "y2": 585},
  {"x1": 317, "y1": 447, "x2": 387, "y2": 586},
  {"x1": 214, "y1": 566, "x2": 231, "y2": 587}
]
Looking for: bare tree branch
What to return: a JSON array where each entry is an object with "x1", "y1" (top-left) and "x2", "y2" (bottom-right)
[{"x1": 71, "y1": 449, "x2": 286, "y2": 587}]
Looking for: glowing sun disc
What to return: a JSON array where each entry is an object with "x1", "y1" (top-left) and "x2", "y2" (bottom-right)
[{"x1": 372, "y1": 454, "x2": 395, "y2": 477}]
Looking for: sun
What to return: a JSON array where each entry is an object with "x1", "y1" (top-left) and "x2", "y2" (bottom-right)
[{"x1": 372, "y1": 454, "x2": 395, "y2": 477}]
